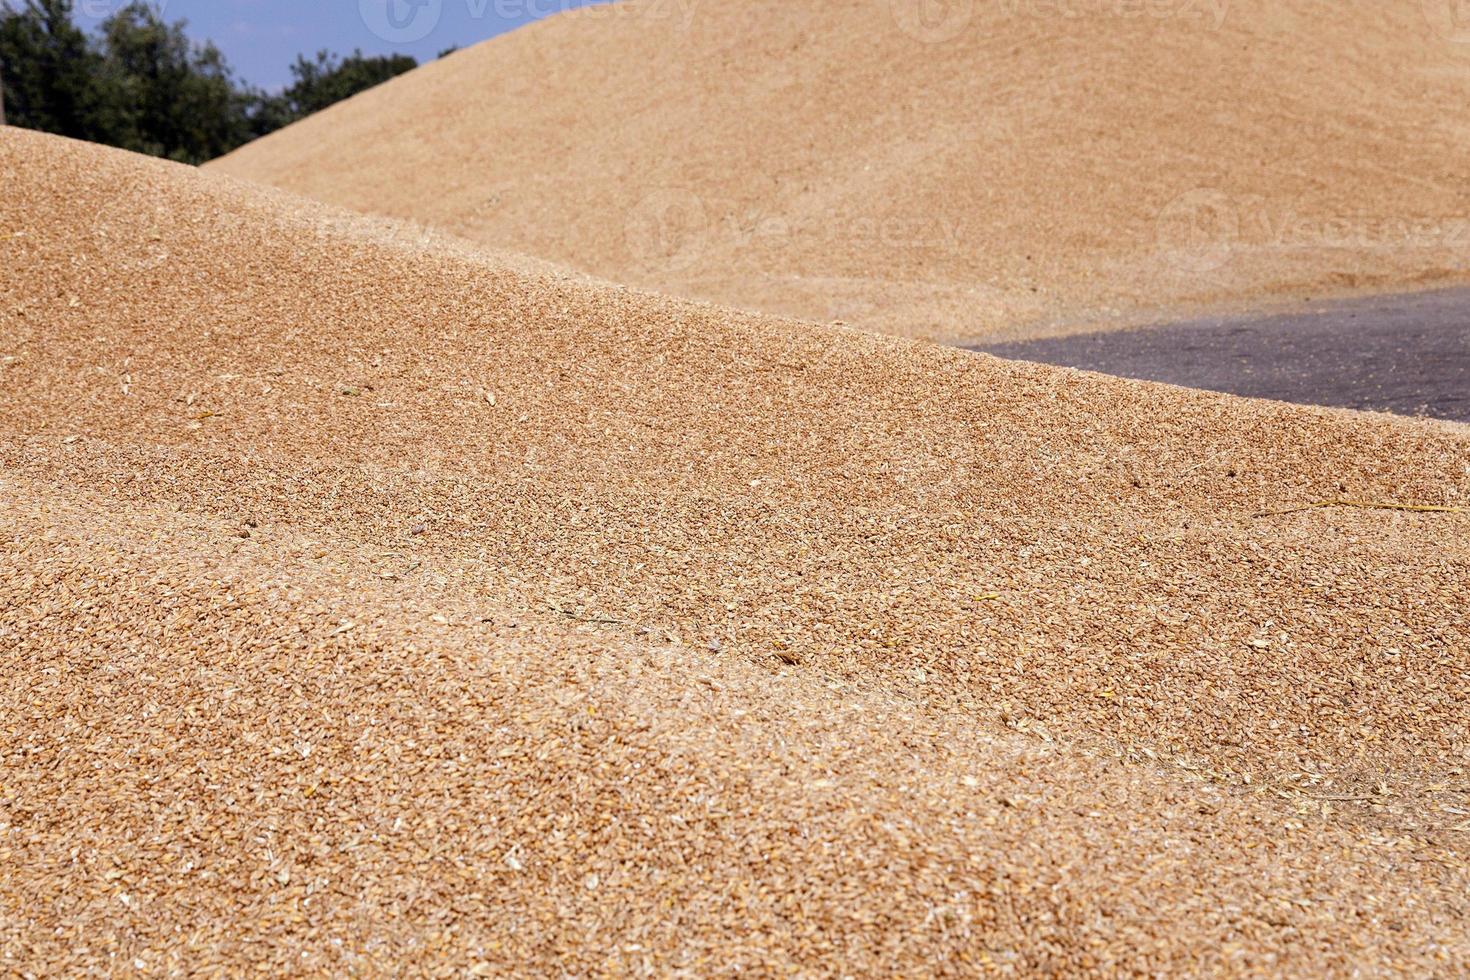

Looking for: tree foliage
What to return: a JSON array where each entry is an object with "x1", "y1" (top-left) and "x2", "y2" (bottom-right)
[
  {"x1": 95, "y1": 2, "x2": 252, "y2": 161},
  {"x1": 0, "y1": 0, "x2": 420, "y2": 164},
  {"x1": 0, "y1": 0, "x2": 105, "y2": 140},
  {"x1": 275, "y1": 49, "x2": 419, "y2": 120}
]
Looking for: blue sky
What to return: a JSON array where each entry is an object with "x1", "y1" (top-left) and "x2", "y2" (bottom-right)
[{"x1": 72, "y1": 0, "x2": 611, "y2": 91}]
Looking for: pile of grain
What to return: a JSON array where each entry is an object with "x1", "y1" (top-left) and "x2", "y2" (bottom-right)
[
  {"x1": 209, "y1": 0, "x2": 1470, "y2": 341},
  {"x1": 4, "y1": 128, "x2": 1470, "y2": 972}
]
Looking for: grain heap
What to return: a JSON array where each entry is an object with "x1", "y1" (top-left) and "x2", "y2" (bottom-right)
[
  {"x1": 3, "y1": 129, "x2": 1470, "y2": 972},
  {"x1": 209, "y1": 0, "x2": 1470, "y2": 341}
]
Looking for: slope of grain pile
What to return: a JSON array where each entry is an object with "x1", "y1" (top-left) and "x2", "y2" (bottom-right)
[
  {"x1": 208, "y1": 0, "x2": 1470, "y2": 341},
  {"x1": 4, "y1": 129, "x2": 1470, "y2": 972}
]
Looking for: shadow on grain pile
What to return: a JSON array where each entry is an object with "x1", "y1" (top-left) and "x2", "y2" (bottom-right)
[{"x1": 3, "y1": 129, "x2": 1470, "y2": 973}]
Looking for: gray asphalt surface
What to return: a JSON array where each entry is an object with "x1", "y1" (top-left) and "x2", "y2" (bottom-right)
[{"x1": 973, "y1": 289, "x2": 1470, "y2": 423}]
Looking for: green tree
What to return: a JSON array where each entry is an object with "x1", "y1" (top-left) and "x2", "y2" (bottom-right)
[
  {"x1": 98, "y1": 2, "x2": 250, "y2": 163},
  {"x1": 0, "y1": 0, "x2": 108, "y2": 140},
  {"x1": 0, "y1": 1, "x2": 426, "y2": 161},
  {"x1": 254, "y1": 49, "x2": 417, "y2": 131}
]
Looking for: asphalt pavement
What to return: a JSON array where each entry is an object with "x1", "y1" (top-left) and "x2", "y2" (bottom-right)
[{"x1": 973, "y1": 289, "x2": 1470, "y2": 423}]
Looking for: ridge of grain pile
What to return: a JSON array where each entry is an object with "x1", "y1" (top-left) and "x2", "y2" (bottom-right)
[
  {"x1": 208, "y1": 0, "x2": 1470, "y2": 341},
  {"x1": 4, "y1": 128, "x2": 1470, "y2": 973}
]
